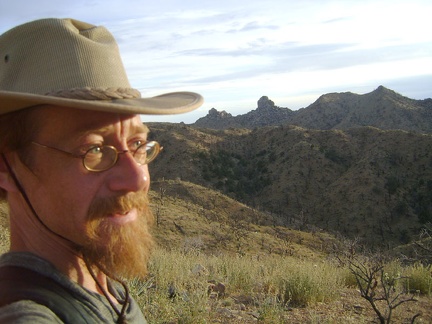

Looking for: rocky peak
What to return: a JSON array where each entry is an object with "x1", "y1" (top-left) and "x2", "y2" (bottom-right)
[
  {"x1": 373, "y1": 85, "x2": 393, "y2": 94},
  {"x1": 208, "y1": 108, "x2": 232, "y2": 119},
  {"x1": 257, "y1": 96, "x2": 276, "y2": 110},
  {"x1": 193, "y1": 108, "x2": 236, "y2": 129},
  {"x1": 365, "y1": 85, "x2": 401, "y2": 101}
]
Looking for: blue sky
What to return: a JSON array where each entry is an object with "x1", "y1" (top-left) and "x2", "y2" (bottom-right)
[{"x1": 1, "y1": 0, "x2": 431, "y2": 123}]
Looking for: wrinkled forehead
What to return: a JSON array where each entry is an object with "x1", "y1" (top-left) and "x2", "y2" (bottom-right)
[{"x1": 32, "y1": 105, "x2": 148, "y2": 142}]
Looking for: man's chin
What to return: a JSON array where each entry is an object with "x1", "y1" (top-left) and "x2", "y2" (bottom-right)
[
  {"x1": 83, "y1": 211, "x2": 154, "y2": 279},
  {"x1": 83, "y1": 225, "x2": 154, "y2": 279}
]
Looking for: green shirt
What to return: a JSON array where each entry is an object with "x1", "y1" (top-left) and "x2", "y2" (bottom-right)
[{"x1": 0, "y1": 252, "x2": 147, "y2": 323}]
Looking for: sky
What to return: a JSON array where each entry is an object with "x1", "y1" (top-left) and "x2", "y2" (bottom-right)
[{"x1": 1, "y1": 0, "x2": 431, "y2": 123}]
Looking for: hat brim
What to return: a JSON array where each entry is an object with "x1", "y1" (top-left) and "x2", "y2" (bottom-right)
[{"x1": 0, "y1": 91, "x2": 203, "y2": 115}]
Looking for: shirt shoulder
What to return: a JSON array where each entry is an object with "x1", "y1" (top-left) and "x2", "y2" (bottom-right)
[
  {"x1": 0, "y1": 252, "x2": 147, "y2": 323},
  {"x1": 0, "y1": 300, "x2": 63, "y2": 324}
]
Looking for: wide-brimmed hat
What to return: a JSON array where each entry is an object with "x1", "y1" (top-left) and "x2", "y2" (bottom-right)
[{"x1": 0, "y1": 18, "x2": 203, "y2": 115}]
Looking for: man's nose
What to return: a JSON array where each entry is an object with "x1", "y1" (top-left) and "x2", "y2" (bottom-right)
[{"x1": 106, "y1": 151, "x2": 149, "y2": 193}]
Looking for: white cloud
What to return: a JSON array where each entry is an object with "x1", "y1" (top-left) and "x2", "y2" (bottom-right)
[{"x1": 1, "y1": 0, "x2": 431, "y2": 123}]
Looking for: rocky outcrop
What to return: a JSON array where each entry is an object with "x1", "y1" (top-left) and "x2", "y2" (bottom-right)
[{"x1": 193, "y1": 96, "x2": 294, "y2": 129}]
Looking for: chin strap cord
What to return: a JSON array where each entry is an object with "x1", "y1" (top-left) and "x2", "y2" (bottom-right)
[
  {"x1": 1, "y1": 153, "x2": 78, "y2": 248},
  {"x1": 83, "y1": 254, "x2": 130, "y2": 324}
]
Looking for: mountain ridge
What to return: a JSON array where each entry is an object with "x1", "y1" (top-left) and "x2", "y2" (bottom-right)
[{"x1": 193, "y1": 86, "x2": 432, "y2": 133}]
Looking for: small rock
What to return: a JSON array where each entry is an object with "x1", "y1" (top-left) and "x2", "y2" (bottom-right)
[
  {"x1": 191, "y1": 264, "x2": 208, "y2": 276},
  {"x1": 217, "y1": 308, "x2": 234, "y2": 318},
  {"x1": 208, "y1": 281, "x2": 226, "y2": 297}
]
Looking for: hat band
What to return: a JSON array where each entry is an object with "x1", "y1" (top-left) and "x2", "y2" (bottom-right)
[{"x1": 45, "y1": 87, "x2": 142, "y2": 100}]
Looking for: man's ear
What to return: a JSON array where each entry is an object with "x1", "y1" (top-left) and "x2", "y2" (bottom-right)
[{"x1": 0, "y1": 154, "x2": 19, "y2": 193}]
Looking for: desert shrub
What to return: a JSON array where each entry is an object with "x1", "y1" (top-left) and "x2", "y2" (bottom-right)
[
  {"x1": 341, "y1": 268, "x2": 358, "y2": 288},
  {"x1": 404, "y1": 263, "x2": 432, "y2": 295},
  {"x1": 385, "y1": 176, "x2": 400, "y2": 195},
  {"x1": 275, "y1": 262, "x2": 344, "y2": 307},
  {"x1": 336, "y1": 248, "x2": 421, "y2": 324}
]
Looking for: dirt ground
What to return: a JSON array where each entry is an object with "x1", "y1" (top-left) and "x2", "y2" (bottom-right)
[{"x1": 210, "y1": 287, "x2": 431, "y2": 323}]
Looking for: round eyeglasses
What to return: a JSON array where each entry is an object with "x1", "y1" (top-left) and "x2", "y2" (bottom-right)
[{"x1": 31, "y1": 141, "x2": 162, "y2": 172}]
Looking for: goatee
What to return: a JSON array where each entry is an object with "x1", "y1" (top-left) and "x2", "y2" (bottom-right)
[{"x1": 82, "y1": 191, "x2": 154, "y2": 280}]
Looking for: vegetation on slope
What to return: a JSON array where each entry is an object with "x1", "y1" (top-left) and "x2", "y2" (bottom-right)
[{"x1": 149, "y1": 123, "x2": 432, "y2": 248}]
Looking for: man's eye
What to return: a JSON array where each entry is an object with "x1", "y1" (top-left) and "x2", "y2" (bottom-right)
[
  {"x1": 131, "y1": 140, "x2": 145, "y2": 149},
  {"x1": 87, "y1": 146, "x2": 103, "y2": 155}
]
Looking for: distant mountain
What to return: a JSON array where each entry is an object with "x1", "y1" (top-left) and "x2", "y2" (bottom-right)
[
  {"x1": 193, "y1": 86, "x2": 432, "y2": 133},
  {"x1": 194, "y1": 96, "x2": 294, "y2": 129}
]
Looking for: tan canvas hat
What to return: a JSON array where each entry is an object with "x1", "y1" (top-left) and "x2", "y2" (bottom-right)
[{"x1": 0, "y1": 18, "x2": 203, "y2": 115}]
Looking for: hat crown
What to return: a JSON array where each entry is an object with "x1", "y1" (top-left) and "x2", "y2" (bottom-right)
[{"x1": 0, "y1": 18, "x2": 131, "y2": 95}]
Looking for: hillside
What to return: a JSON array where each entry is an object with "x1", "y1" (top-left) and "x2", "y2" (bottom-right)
[
  {"x1": 194, "y1": 86, "x2": 432, "y2": 133},
  {"x1": 0, "y1": 180, "x2": 337, "y2": 259},
  {"x1": 148, "y1": 122, "x2": 432, "y2": 248},
  {"x1": 149, "y1": 179, "x2": 337, "y2": 258}
]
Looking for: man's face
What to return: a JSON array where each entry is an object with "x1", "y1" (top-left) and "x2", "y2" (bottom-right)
[{"x1": 18, "y1": 106, "x2": 154, "y2": 278}]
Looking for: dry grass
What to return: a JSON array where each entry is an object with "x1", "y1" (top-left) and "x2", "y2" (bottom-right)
[
  {"x1": 130, "y1": 247, "x2": 348, "y2": 323},
  {"x1": 130, "y1": 247, "x2": 432, "y2": 323},
  {"x1": 0, "y1": 202, "x2": 9, "y2": 254},
  {"x1": 149, "y1": 179, "x2": 338, "y2": 260}
]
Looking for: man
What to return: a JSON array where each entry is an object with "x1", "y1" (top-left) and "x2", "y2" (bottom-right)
[{"x1": 0, "y1": 18, "x2": 203, "y2": 323}]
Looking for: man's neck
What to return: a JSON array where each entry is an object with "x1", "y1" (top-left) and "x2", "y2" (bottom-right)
[{"x1": 9, "y1": 219, "x2": 114, "y2": 301}]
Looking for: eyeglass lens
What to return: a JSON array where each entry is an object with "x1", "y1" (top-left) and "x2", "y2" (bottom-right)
[{"x1": 84, "y1": 142, "x2": 160, "y2": 171}]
